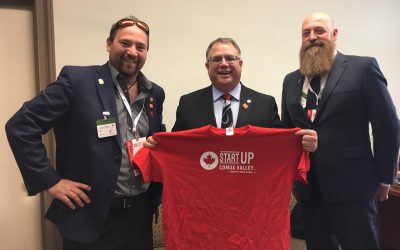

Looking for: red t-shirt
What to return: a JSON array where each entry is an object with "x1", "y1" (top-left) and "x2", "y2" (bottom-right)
[{"x1": 133, "y1": 125, "x2": 309, "y2": 250}]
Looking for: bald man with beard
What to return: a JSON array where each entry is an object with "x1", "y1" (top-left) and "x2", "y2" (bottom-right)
[{"x1": 281, "y1": 12, "x2": 400, "y2": 249}]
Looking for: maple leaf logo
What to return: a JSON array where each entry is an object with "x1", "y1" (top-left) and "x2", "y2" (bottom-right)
[
  {"x1": 203, "y1": 154, "x2": 215, "y2": 165},
  {"x1": 200, "y1": 151, "x2": 218, "y2": 170}
]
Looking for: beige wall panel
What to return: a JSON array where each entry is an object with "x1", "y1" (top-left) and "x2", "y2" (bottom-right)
[{"x1": 0, "y1": 6, "x2": 42, "y2": 250}]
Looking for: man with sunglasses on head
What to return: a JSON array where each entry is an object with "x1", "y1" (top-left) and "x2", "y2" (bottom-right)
[{"x1": 6, "y1": 16, "x2": 165, "y2": 250}]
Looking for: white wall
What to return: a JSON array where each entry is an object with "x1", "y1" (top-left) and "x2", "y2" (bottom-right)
[{"x1": 53, "y1": 0, "x2": 400, "y2": 130}]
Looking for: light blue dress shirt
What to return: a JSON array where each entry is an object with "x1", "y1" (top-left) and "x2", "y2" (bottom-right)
[{"x1": 212, "y1": 83, "x2": 241, "y2": 128}]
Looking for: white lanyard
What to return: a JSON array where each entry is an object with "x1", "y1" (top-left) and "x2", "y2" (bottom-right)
[
  {"x1": 132, "y1": 103, "x2": 145, "y2": 139},
  {"x1": 301, "y1": 76, "x2": 326, "y2": 107},
  {"x1": 309, "y1": 84, "x2": 322, "y2": 106},
  {"x1": 115, "y1": 82, "x2": 145, "y2": 139}
]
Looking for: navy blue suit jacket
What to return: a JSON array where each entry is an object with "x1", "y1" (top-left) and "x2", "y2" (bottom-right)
[
  {"x1": 172, "y1": 84, "x2": 282, "y2": 131},
  {"x1": 5, "y1": 63, "x2": 165, "y2": 243},
  {"x1": 281, "y1": 52, "x2": 400, "y2": 201}
]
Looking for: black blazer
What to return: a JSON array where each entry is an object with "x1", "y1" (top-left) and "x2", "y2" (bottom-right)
[
  {"x1": 172, "y1": 84, "x2": 282, "y2": 131},
  {"x1": 5, "y1": 63, "x2": 165, "y2": 243},
  {"x1": 281, "y1": 52, "x2": 400, "y2": 201}
]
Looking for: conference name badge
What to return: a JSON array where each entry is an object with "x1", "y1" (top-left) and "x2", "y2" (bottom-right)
[
  {"x1": 96, "y1": 117, "x2": 117, "y2": 138},
  {"x1": 128, "y1": 137, "x2": 146, "y2": 156},
  {"x1": 126, "y1": 137, "x2": 146, "y2": 176}
]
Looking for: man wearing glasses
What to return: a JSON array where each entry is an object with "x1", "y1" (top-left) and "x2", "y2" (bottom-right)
[
  {"x1": 6, "y1": 16, "x2": 165, "y2": 249},
  {"x1": 170, "y1": 37, "x2": 317, "y2": 149},
  {"x1": 171, "y1": 37, "x2": 283, "y2": 132},
  {"x1": 142, "y1": 37, "x2": 317, "y2": 247}
]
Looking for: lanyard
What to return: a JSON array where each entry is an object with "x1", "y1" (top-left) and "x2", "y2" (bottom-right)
[
  {"x1": 301, "y1": 76, "x2": 326, "y2": 108},
  {"x1": 132, "y1": 102, "x2": 145, "y2": 139},
  {"x1": 115, "y1": 82, "x2": 145, "y2": 139},
  {"x1": 308, "y1": 84, "x2": 323, "y2": 106}
]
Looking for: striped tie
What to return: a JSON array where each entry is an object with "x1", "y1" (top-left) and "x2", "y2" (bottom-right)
[{"x1": 221, "y1": 94, "x2": 233, "y2": 128}]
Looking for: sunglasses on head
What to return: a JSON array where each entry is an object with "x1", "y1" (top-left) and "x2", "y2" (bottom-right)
[{"x1": 117, "y1": 18, "x2": 149, "y2": 35}]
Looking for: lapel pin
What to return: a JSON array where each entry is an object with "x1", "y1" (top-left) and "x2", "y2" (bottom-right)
[
  {"x1": 149, "y1": 111, "x2": 154, "y2": 118},
  {"x1": 242, "y1": 103, "x2": 249, "y2": 109},
  {"x1": 247, "y1": 99, "x2": 252, "y2": 103},
  {"x1": 150, "y1": 97, "x2": 154, "y2": 102},
  {"x1": 98, "y1": 79, "x2": 104, "y2": 85},
  {"x1": 149, "y1": 103, "x2": 154, "y2": 109}
]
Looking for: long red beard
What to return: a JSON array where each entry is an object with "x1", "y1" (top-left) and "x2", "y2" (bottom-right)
[{"x1": 299, "y1": 39, "x2": 335, "y2": 77}]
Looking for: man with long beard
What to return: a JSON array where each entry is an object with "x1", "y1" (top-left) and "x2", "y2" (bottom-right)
[{"x1": 281, "y1": 12, "x2": 399, "y2": 249}]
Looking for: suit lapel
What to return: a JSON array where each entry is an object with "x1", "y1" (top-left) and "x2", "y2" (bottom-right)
[
  {"x1": 144, "y1": 92, "x2": 159, "y2": 135},
  {"x1": 199, "y1": 86, "x2": 217, "y2": 127},
  {"x1": 95, "y1": 63, "x2": 121, "y2": 148},
  {"x1": 315, "y1": 52, "x2": 348, "y2": 122},
  {"x1": 293, "y1": 74, "x2": 313, "y2": 127},
  {"x1": 236, "y1": 85, "x2": 253, "y2": 127}
]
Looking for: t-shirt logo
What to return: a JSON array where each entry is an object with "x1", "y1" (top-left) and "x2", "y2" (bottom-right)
[
  {"x1": 199, "y1": 151, "x2": 256, "y2": 173},
  {"x1": 200, "y1": 151, "x2": 219, "y2": 170}
]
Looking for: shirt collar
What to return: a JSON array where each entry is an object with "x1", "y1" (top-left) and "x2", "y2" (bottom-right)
[
  {"x1": 107, "y1": 61, "x2": 152, "y2": 91},
  {"x1": 212, "y1": 82, "x2": 241, "y2": 102},
  {"x1": 108, "y1": 62, "x2": 119, "y2": 83}
]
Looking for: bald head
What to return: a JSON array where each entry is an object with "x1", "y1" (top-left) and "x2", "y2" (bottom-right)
[
  {"x1": 299, "y1": 12, "x2": 337, "y2": 76},
  {"x1": 301, "y1": 12, "x2": 338, "y2": 45},
  {"x1": 303, "y1": 12, "x2": 335, "y2": 31}
]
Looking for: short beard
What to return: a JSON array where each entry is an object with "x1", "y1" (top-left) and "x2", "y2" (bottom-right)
[{"x1": 299, "y1": 39, "x2": 335, "y2": 77}]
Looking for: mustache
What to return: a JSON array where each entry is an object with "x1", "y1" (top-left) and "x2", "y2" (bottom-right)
[
  {"x1": 299, "y1": 38, "x2": 335, "y2": 77},
  {"x1": 123, "y1": 54, "x2": 140, "y2": 63},
  {"x1": 303, "y1": 40, "x2": 325, "y2": 50}
]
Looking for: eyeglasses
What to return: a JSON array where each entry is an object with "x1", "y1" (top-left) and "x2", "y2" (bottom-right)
[
  {"x1": 208, "y1": 55, "x2": 241, "y2": 64},
  {"x1": 117, "y1": 18, "x2": 150, "y2": 35}
]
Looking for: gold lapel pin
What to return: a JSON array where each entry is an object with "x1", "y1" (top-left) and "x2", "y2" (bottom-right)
[{"x1": 242, "y1": 103, "x2": 249, "y2": 109}]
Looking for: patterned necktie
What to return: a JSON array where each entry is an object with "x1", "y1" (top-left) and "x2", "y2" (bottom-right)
[
  {"x1": 306, "y1": 75, "x2": 321, "y2": 109},
  {"x1": 221, "y1": 94, "x2": 233, "y2": 128}
]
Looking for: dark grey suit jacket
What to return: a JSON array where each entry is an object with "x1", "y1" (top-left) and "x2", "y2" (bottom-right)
[
  {"x1": 281, "y1": 52, "x2": 400, "y2": 201},
  {"x1": 5, "y1": 63, "x2": 165, "y2": 243},
  {"x1": 172, "y1": 83, "x2": 282, "y2": 131}
]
